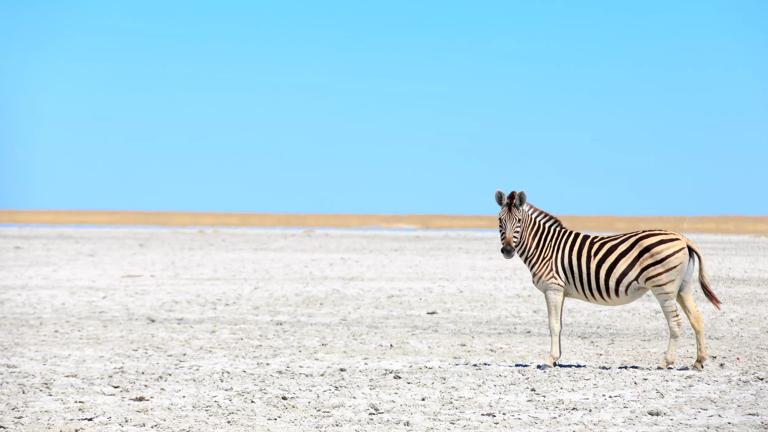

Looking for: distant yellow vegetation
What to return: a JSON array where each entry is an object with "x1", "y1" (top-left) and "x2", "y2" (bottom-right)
[{"x1": 1, "y1": 210, "x2": 767, "y2": 235}]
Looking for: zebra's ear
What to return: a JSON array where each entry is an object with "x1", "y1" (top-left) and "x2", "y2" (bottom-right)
[
  {"x1": 513, "y1": 191, "x2": 527, "y2": 208},
  {"x1": 495, "y1": 190, "x2": 506, "y2": 207}
]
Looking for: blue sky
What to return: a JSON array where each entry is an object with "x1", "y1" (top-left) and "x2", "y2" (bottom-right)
[{"x1": 1, "y1": 2, "x2": 766, "y2": 215}]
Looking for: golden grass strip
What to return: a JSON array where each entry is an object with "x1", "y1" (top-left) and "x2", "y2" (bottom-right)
[{"x1": 1, "y1": 210, "x2": 767, "y2": 234}]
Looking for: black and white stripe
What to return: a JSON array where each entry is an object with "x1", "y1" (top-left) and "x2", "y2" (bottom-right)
[{"x1": 495, "y1": 190, "x2": 720, "y2": 369}]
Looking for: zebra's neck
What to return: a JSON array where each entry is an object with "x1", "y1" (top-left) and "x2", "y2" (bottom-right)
[{"x1": 517, "y1": 204, "x2": 570, "y2": 269}]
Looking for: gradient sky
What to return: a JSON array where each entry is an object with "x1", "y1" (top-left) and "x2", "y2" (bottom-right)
[{"x1": 1, "y1": 2, "x2": 766, "y2": 215}]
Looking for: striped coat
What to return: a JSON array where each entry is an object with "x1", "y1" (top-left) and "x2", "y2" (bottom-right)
[{"x1": 496, "y1": 190, "x2": 720, "y2": 369}]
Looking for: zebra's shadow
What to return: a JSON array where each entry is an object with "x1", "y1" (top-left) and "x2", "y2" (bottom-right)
[{"x1": 459, "y1": 361, "x2": 693, "y2": 371}]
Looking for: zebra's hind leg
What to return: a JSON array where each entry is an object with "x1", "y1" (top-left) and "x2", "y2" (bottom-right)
[
  {"x1": 652, "y1": 288, "x2": 683, "y2": 369},
  {"x1": 677, "y1": 292, "x2": 707, "y2": 370}
]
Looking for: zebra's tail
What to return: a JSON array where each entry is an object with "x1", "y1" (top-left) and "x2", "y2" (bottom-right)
[{"x1": 687, "y1": 241, "x2": 721, "y2": 310}]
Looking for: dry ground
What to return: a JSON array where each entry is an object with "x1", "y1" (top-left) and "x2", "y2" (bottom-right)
[{"x1": 0, "y1": 227, "x2": 766, "y2": 431}]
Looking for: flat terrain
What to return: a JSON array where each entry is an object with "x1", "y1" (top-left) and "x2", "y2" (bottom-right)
[{"x1": 0, "y1": 227, "x2": 766, "y2": 431}]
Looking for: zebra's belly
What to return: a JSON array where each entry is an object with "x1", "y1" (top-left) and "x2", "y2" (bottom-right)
[{"x1": 563, "y1": 282, "x2": 649, "y2": 306}]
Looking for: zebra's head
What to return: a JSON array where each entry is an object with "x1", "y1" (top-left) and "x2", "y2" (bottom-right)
[{"x1": 495, "y1": 190, "x2": 527, "y2": 259}]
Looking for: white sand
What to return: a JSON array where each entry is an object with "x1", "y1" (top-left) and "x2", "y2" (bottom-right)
[{"x1": 0, "y1": 227, "x2": 766, "y2": 431}]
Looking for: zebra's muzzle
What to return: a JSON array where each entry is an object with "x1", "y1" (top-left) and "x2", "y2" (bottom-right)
[{"x1": 501, "y1": 245, "x2": 515, "y2": 259}]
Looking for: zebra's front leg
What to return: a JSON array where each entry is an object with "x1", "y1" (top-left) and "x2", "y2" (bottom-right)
[{"x1": 543, "y1": 287, "x2": 565, "y2": 367}]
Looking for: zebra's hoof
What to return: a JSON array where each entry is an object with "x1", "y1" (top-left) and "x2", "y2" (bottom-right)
[
  {"x1": 544, "y1": 356, "x2": 557, "y2": 368},
  {"x1": 657, "y1": 360, "x2": 673, "y2": 369},
  {"x1": 538, "y1": 358, "x2": 556, "y2": 369},
  {"x1": 693, "y1": 361, "x2": 704, "y2": 371}
]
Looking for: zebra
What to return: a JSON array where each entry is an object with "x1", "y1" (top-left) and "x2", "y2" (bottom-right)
[{"x1": 495, "y1": 190, "x2": 721, "y2": 370}]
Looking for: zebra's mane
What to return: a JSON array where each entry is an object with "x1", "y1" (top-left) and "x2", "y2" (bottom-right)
[{"x1": 524, "y1": 203, "x2": 567, "y2": 229}]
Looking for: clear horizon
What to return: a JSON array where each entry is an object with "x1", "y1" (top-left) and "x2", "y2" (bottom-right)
[
  {"x1": 2, "y1": 2, "x2": 766, "y2": 216},
  {"x1": 3, "y1": 209, "x2": 768, "y2": 218}
]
